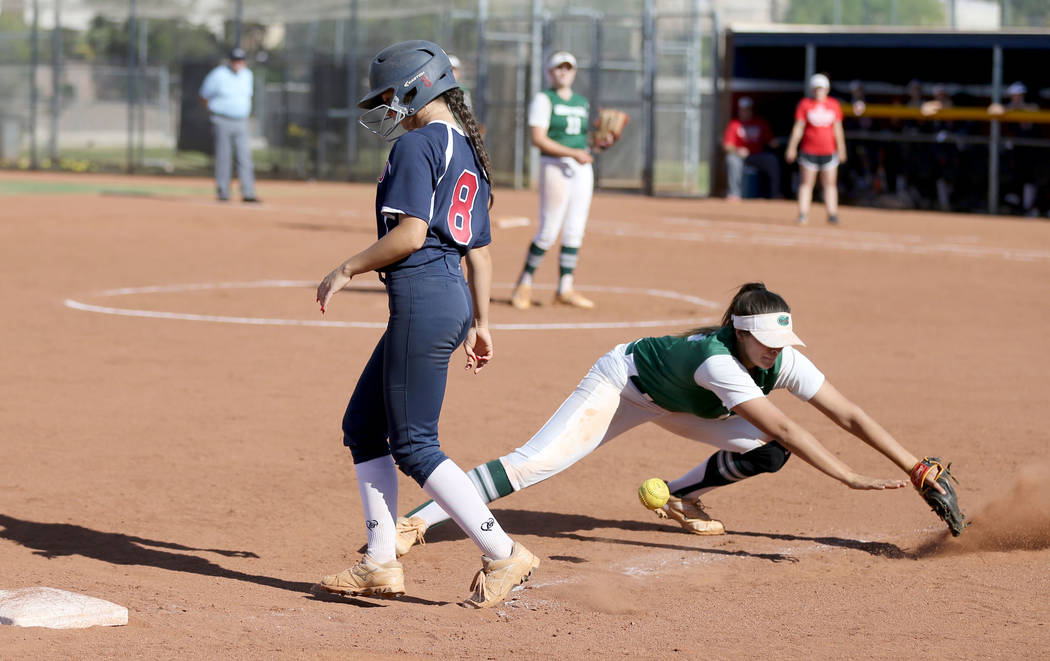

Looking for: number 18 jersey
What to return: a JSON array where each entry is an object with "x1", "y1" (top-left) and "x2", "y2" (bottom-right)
[
  {"x1": 375, "y1": 120, "x2": 491, "y2": 272},
  {"x1": 528, "y1": 90, "x2": 589, "y2": 151}
]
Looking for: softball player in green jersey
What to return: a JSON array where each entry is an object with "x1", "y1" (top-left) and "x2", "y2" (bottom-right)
[
  {"x1": 393, "y1": 282, "x2": 953, "y2": 554},
  {"x1": 511, "y1": 51, "x2": 597, "y2": 310}
]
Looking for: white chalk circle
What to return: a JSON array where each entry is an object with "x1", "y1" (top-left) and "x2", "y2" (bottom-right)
[{"x1": 64, "y1": 280, "x2": 719, "y2": 331}]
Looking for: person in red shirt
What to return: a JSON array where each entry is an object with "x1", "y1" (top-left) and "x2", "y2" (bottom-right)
[
  {"x1": 785, "y1": 73, "x2": 847, "y2": 224},
  {"x1": 723, "y1": 96, "x2": 781, "y2": 200}
]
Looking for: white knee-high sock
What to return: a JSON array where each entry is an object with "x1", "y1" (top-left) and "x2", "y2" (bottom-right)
[
  {"x1": 354, "y1": 454, "x2": 399, "y2": 563},
  {"x1": 558, "y1": 273, "x2": 575, "y2": 294},
  {"x1": 422, "y1": 459, "x2": 514, "y2": 560},
  {"x1": 406, "y1": 459, "x2": 515, "y2": 528}
]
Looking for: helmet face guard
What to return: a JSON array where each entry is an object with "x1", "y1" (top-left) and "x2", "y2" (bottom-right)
[
  {"x1": 357, "y1": 40, "x2": 459, "y2": 141},
  {"x1": 358, "y1": 96, "x2": 410, "y2": 141}
]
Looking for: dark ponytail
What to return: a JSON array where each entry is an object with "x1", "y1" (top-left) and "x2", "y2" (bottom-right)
[
  {"x1": 718, "y1": 282, "x2": 790, "y2": 326},
  {"x1": 443, "y1": 88, "x2": 495, "y2": 209},
  {"x1": 681, "y1": 282, "x2": 791, "y2": 336}
]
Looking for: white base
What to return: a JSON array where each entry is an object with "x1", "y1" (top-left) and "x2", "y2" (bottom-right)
[{"x1": 0, "y1": 587, "x2": 128, "y2": 629}]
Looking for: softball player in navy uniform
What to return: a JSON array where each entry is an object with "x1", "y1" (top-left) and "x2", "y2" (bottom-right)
[
  {"x1": 511, "y1": 51, "x2": 597, "y2": 310},
  {"x1": 314, "y1": 40, "x2": 538, "y2": 608},
  {"x1": 394, "y1": 283, "x2": 955, "y2": 554}
]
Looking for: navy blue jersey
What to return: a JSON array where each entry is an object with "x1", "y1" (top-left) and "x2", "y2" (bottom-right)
[{"x1": 374, "y1": 121, "x2": 491, "y2": 272}]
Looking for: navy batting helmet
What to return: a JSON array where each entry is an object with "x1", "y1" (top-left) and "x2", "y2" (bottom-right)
[{"x1": 358, "y1": 40, "x2": 459, "y2": 141}]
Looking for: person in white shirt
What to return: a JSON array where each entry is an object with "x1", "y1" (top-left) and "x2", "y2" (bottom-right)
[{"x1": 199, "y1": 47, "x2": 259, "y2": 203}]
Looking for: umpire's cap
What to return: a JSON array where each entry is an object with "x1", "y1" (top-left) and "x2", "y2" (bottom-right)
[{"x1": 229, "y1": 47, "x2": 247, "y2": 61}]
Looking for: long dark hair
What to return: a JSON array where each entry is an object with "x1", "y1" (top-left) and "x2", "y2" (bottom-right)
[
  {"x1": 682, "y1": 282, "x2": 790, "y2": 336},
  {"x1": 442, "y1": 88, "x2": 494, "y2": 209}
]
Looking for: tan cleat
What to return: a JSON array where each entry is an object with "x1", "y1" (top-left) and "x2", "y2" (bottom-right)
[
  {"x1": 319, "y1": 554, "x2": 406, "y2": 598},
  {"x1": 553, "y1": 289, "x2": 595, "y2": 309},
  {"x1": 510, "y1": 282, "x2": 532, "y2": 310},
  {"x1": 461, "y1": 542, "x2": 540, "y2": 609},
  {"x1": 395, "y1": 516, "x2": 428, "y2": 558},
  {"x1": 655, "y1": 495, "x2": 726, "y2": 535}
]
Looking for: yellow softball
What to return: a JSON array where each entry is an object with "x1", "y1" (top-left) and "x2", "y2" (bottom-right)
[{"x1": 637, "y1": 478, "x2": 670, "y2": 510}]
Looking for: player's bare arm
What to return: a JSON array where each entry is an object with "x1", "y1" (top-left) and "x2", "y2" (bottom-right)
[
  {"x1": 463, "y1": 246, "x2": 493, "y2": 373},
  {"x1": 316, "y1": 215, "x2": 428, "y2": 312},
  {"x1": 807, "y1": 381, "x2": 946, "y2": 494},
  {"x1": 834, "y1": 121, "x2": 848, "y2": 162},
  {"x1": 732, "y1": 396, "x2": 907, "y2": 490},
  {"x1": 530, "y1": 126, "x2": 592, "y2": 164},
  {"x1": 784, "y1": 118, "x2": 806, "y2": 162}
]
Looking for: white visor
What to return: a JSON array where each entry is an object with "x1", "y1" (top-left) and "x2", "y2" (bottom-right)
[
  {"x1": 809, "y1": 73, "x2": 830, "y2": 90},
  {"x1": 546, "y1": 51, "x2": 577, "y2": 70},
  {"x1": 732, "y1": 312, "x2": 805, "y2": 348}
]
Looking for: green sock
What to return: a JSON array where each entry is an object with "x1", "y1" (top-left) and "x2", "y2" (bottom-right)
[
  {"x1": 558, "y1": 245, "x2": 579, "y2": 277},
  {"x1": 524, "y1": 242, "x2": 546, "y2": 275}
]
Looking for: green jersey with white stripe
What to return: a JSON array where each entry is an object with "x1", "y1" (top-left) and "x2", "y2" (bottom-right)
[
  {"x1": 543, "y1": 89, "x2": 589, "y2": 150},
  {"x1": 629, "y1": 326, "x2": 782, "y2": 419}
]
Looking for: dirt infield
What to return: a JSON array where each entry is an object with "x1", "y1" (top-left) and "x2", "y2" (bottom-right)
[{"x1": 2, "y1": 171, "x2": 1049, "y2": 659}]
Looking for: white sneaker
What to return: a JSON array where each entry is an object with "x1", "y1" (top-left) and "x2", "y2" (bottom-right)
[
  {"x1": 395, "y1": 516, "x2": 428, "y2": 558},
  {"x1": 553, "y1": 289, "x2": 595, "y2": 309},
  {"x1": 319, "y1": 554, "x2": 406, "y2": 598},
  {"x1": 654, "y1": 495, "x2": 726, "y2": 535},
  {"x1": 461, "y1": 542, "x2": 540, "y2": 609},
  {"x1": 510, "y1": 282, "x2": 532, "y2": 310}
]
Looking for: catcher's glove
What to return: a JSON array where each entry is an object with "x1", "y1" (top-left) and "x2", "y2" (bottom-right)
[
  {"x1": 593, "y1": 108, "x2": 630, "y2": 149},
  {"x1": 910, "y1": 457, "x2": 968, "y2": 536}
]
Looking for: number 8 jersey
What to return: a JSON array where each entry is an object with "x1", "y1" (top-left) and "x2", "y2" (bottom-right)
[{"x1": 374, "y1": 120, "x2": 492, "y2": 272}]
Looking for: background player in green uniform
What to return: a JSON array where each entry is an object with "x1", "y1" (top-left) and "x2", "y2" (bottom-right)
[
  {"x1": 394, "y1": 283, "x2": 951, "y2": 555},
  {"x1": 511, "y1": 51, "x2": 597, "y2": 310}
]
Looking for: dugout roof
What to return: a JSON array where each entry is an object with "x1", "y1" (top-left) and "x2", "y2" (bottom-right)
[{"x1": 727, "y1": 26, "x2": 1050, "y2": 93}]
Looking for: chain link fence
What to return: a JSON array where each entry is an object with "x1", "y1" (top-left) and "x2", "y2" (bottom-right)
[{"x1": 0, "y1": 0, "x2": 1047, "y2": 196}]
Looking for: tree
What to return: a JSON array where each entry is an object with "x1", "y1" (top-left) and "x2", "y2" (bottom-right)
[
  {"x1": 783, "y1": 0, "x2": 945, "y2": 26},
  {"x1": 81, "y1": 15, "x2": 220, "y2": 67},
  {"x1": 1003, "y1": 0, "x2": 1050, "y2": 27}
]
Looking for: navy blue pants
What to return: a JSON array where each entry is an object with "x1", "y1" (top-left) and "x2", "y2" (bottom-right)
[{"x1": 342, "y1": 255, "x2": 473, "y2": 486}]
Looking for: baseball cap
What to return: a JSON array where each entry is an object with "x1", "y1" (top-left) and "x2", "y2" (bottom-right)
[
  {"x1": 229, "y1": 47, "x2": 246, "y2": 61},
  {"x1": 731, "y1": 312, "x2": 805, "y2": 348},
  {"x1": 809, "y1": 73, "x2": 830, "y2": 90},
  {"x1": 738, "y1": 96, "x2": 753, "y2": 108},
  {"x1": 546, "y1": 51, "x2": 577, "y2": 70},
  {"x1": 1006, "y1": 81, "x2": 1027, "y2": 96}
]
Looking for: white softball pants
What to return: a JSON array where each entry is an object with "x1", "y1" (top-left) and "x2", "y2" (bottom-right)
[
  {"x1": 532, "y1": 156, "x2": 594, "y2": 250},
  {"x1": 500, "y1": 344, "x2": 770, "y2": 491}
]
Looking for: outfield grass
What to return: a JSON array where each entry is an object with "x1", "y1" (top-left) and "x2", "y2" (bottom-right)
[{"x1": 0, "y1": 178, "x2": 215, "y2": 196}]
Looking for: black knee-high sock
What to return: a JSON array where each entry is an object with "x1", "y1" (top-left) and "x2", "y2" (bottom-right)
[{"x1": 670, "y1": 442, "x2": 791, "y2": 498}]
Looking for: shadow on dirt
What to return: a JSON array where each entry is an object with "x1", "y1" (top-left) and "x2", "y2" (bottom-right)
[
  {"x1": 727, "y1": 529, "x2": 913, "y2": 559},
  {"x1": 0, "y1": 514, "x2": 315, "y2": 594},
  {"x1": 385, "y1": 510, "x2": 915, "y2": 562},
  {"x1": 387, "y1": 510, "x2": 817, "y2": 563},
  {"x1": 305, "y1": 586, "x2": 448, "y2": 607}
]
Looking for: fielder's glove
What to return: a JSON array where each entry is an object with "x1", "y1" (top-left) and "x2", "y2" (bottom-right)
[
  {"x1": 910, "y1": 457, "x2": 967, "y2": 536},
  {"x1": 592, "y1": 108, "x2": 630, "y2": 149}
]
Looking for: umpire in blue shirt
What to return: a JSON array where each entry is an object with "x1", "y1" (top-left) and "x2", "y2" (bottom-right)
[{"x1": 199, "y1": 47, "x2": 259, "y2": 202}]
